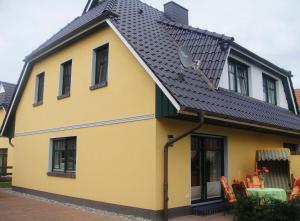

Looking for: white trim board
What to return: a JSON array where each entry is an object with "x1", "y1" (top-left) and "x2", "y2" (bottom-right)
[{"x1": 15, "y1": 114, "x2": 155, "y2": 137}]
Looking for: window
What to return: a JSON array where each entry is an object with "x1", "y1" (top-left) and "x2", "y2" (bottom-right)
[
  {"x1": 34, "y1": 73, "x2": 45, "y2": 105},
  {"x1": 91, "y1": 44, "x2": 109, "y2": 89},
  {"x1": 283, "y1": 143, "x2": 300, "y2": 155},
  {"x1": 0, "y1": 149, "x2": 7, "y2": 175},
  {"x1": 263, "y1": 74, "x2": 277, "y2": 105},
  {"x1": 59, "y1": 60, "x2": 72, "y2": 98},
  {"x1": 52, "y1": 137, "x2": 76, "y2": 173},
  {"x1": 228, "y1": 59, "x2": 249, "y2": 96}
]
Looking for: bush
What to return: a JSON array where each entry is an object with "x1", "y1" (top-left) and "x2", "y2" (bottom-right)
[{"x1": 234, "y1": 196, "x2": 300, "y2": 221}]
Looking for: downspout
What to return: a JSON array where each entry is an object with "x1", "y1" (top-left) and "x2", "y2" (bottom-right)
[{"x1": 163, "y1": 111, "x2": 205, "y2": 221}]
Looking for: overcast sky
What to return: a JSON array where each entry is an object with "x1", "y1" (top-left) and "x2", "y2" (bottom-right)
[{"x1": 0, "y1": 0, "x2": 300, "y2": 87}]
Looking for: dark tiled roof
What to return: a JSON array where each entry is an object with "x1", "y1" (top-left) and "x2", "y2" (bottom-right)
[
  {"x1": 159, "y1": 19, "x2": 232, "y2": 86},
  {"x1": 8, "y1": 0, "x2": 300, "y2": 134},
  {"x1": 0, "y1": 81, "x2": 16, "y2": 110}
]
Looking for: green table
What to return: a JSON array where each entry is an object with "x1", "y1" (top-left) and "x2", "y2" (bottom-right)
[{"x1": 247, "y1": 188, "x2": 287, "y2": 201}]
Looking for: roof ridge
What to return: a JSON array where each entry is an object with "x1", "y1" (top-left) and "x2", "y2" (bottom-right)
[
  {"x1": 158, "y1": 19, "x2": 234, "y2": 41},
  {"x1": 104, "y1": 0, "x2": 118, "y2": 12}
]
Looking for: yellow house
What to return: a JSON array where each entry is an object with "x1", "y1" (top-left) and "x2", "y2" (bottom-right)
[
  {"x1": 0, "y1": 81, "x2": 15, "y2": 180},
  {"x1": 1, "y1": 0, "x2": 300, "y2": 220}
]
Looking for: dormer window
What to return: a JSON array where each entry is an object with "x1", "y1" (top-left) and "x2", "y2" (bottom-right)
[
  {"x1": 263, "y1": 74, "x2": 277, "y2": 105},
  {"x1": 228, "y1": 59, "x2": 249, "y2": 96}
]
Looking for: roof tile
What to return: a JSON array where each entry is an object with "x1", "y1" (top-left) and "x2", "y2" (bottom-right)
[{"x1": 10, "y1": 0, "x2": 300, "y2": 133}]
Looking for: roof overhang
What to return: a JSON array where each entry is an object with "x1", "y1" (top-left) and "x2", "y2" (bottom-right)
[{"x1": 179, "y1": 108, "x2": 300, "y2": 137}]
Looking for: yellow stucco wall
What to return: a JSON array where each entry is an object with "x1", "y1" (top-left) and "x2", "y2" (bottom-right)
[
  {"x1": 15, "y1": 26, "x2": 154, "y2": 133},
  {"x1": 14, "y1": 120, "x2": 157, "y2": 209},
  {"x1": 0, "y1": 109, "x2": 13, "y2": 173},
  {"x1": 155, "y1": 118, "x2": 300, "y2": 209},
  {"x1": 11, "y1": 23, "x2": 300, "y2": 213},
  {"x1": 13, "y1": 25, "x2": 158, "y2": 210}
]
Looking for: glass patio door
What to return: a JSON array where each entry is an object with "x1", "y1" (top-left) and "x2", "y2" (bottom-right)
[{"x1": 191, "y1": 135, "x2": 224, "y2": 203}]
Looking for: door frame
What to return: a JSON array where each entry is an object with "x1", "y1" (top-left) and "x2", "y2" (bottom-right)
[{"x1": 190, "y1": 133, "x2": 228, "y2": 205}]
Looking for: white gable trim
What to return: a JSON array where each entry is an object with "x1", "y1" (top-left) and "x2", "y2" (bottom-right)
[
  {"x1": 106, "y1": 19, "x2": 181, "y2": 111},
  {"x1": 83, "y1": 0, "x2": 95, "y2": 14}
]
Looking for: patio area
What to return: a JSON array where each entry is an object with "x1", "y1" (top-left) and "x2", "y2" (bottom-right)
[{"x1": 0, "y1": 189, "x2": 233, "y2": 221}]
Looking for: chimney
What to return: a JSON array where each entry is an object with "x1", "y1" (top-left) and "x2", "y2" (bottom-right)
[{"x1": 164, "y1": 1, "x2": 189, "y2": 25}]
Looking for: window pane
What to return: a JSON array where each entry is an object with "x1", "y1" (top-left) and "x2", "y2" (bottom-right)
[
  {"x1": 263, "y1": 77, "x2": 268, "y2": 102},
  {"x1": 52, "y1": 137, "x2": 76, "y2": 173},
  {"x1": 62, "y1": 61, "x2": 72, "y2": 95},
  {"x1": 53, "y1": 151, "x2": 65, "y2": 170},
  {"x1": 228, "y1": 61, "x2": 248, "y2": 95},
  {"x1": 228, "y1": 63, "x2": 236, "y2": 91},
  {"x1": 263, "y1": 75, "x2": 276, "y2": 105},
  {"x1": 268, "y1": 89, "x2": 276, "y2": 104},
  {"x1": 66, "y1": 138, "x2": 76, "y2": 171},
  {"x1": 94, "y1": 45, "x2": 108, "y2": 85},
  {"x1": 237, "y1": 66, "x2": 248, "y2": 95},
  {"x1": 53, "y1": 140, "x2": 65, "y2": 171},
  {"x1": 0, "y1": 149, "x2": 8, "y2": 174},
  {"x1": 36, "y1": 73, "x2": 44, "y2": 103}
]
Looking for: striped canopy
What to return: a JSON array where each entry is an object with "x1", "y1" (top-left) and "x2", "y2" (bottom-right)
[{"x1": 256, "y1": 149, "x2": 290, "y2": 162}]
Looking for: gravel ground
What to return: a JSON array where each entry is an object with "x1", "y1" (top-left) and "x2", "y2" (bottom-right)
[{"x1": 2, "y1": 189, "x2": 151, "y2": 221}]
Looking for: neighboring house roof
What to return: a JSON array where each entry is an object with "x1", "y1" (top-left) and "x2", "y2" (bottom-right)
[
  {"x1": 0, "y1": 81, "x2": 16, "y2": 110},
  {"x1": 294, "y1": 89, "x2": 300, "y2": 108},
  {"x1": 1, "y1": 0, "x2": 300, "y2": 136}
]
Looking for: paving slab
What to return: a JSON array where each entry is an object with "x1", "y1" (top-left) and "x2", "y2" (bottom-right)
[
  {"x1": 0, "y1": 189, "x2": 233, "y2": 221},
  {"x1": 0, "y1": 189, "x2": 123, "y2": 221}
]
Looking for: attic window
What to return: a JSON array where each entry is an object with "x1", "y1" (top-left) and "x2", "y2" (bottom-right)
[
  {"x1": 228, "y1": 59, "x2": 249, "y2": 96},
  {"x1": 90, "y1": 44, "x2": 109, "y2": 90},
  {"x1": 34, "y1": 72, "x2": 45, "y2": 106},
  {"x1": 263, "y1": 74, "x2": 277, "y2": 105},
  {"x1": 58, "y1": 60, "x2": 72, "y2": 99}
]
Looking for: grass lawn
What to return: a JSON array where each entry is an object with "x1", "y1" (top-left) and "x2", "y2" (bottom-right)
[{"x1": 0, "y1": 182, "x2": 12, "y2": 188}]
